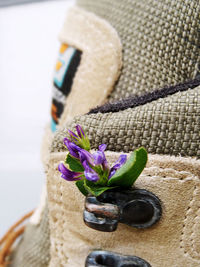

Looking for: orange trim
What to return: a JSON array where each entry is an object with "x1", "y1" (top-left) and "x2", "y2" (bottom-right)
[
  {"x1": 0, "y1": 226, "x2": 25, "y2": 267},
  {"x1": 0, "y1": 210, "x2": 34, "y2": 267},
  {"x1": 52, "y1": 112, "x2": 58, "y2": 123},
  {"x1": 51, "y1": 103, "x2": 57, "y2": 113},
  {"x1": 0, "y1": 210, "x2": 34, "y2": 246},
  {"x1": 59, "y1": 43, "x2": 68, "y2": 54},
  {"x1": 51, "y1": 104, "x2": 58, "y2": 123},
  {"x1": 55, "y1": 60, "x2": 63, "y2": 71}
]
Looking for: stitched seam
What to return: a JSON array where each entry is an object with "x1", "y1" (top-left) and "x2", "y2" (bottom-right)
[
  {"x1": 191, "y1": 185, "x2": 200, "y2": 259},
  {"x1": 144, "y1": 167, "x2": 195, "y2": 180},
  {"x1": 180, "y1": 184, "x2": 200, "y2": 261}
]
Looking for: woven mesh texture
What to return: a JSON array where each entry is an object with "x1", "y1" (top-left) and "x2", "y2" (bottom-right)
[
  {"x1": 9, "y1": 205, "x2": 50, "y2": 267},
  {"x1": 77, "y1": 0, "x2": 200, "y2": 101},
  {"x1": 52, "y1": 85, "x2": 200, "y2": 158}
]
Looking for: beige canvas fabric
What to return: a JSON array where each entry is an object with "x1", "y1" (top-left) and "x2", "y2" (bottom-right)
[
  {"x1": 78, "y1": 0, "x2": 200, "y2": 101},
  {"x1": 41, "y1": 126, "x2": 53, "y2": 168},
  {"x1": 58, "y1": 7, "x2": 122, "y2": 124},
  {"x1": 47, "y1": 151, "x2": 200, "y2": 267}
]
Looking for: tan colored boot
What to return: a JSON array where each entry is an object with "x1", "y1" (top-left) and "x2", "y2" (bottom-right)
[{"x1": 6, "y1": 0, "x2": 200, "y2": 266}]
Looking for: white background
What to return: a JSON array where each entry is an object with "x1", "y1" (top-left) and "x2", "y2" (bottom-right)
[{"x1": 0, "y1": 0, "x2": 74, "y2": 237}]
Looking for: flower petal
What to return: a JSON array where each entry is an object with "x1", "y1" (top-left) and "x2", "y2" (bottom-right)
[
  {"x1": 93, "y1": 144, "x2": 109, "y2": 170},
  {"x1": 82, "y1": 160, "x2": 99, "y2": 182},
  {"x1": 84, "y1": 171, "x2": 99, "y2": 182},
  {"x1": 93, "y1": 151, "x2": 104, "y2": 165},
  {"x1": 108, "y1": 154, "x2": 127, "y2": 179},
  {"x1": 108, "y1": 169, "x2": 116, "y2": 179},
  {"x1": 99, "y1": 144, "x2": 107, "y2": 152},
  {"x1": 113, "y1": 155, "x2": 127, "y2": 169},
  {"x1": 76, "y1": 125, "x2": 85, "y2": 138},
  {"x1": 68, "y1": 129, "x2": 79, "y2": 142},
  {"x1": 78, "y1": 149, "x2": 94, "y2": 165},
  {"x1": 63, "y1": 138, "x2": 81, "y2": 158},
  {"x1": 58, "y1": 163, "x2": 82, "y2": 181}
]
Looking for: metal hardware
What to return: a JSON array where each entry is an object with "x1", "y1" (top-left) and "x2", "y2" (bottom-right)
[
  {"x1": 84, "y1": 189, "x2": 162, "y2": 232},
  {"x1": 85, "y1": 250, "x2": 151, "y2": 267}
]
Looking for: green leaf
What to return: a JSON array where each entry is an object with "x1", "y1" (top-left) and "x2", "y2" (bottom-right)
[
  {"x1": 65, "y1": 154, "x2": 84, "y2": 172},
  {"x1": 75, "y1": 180, "x2": 88, "y2": 196},
  {"x1": 84, "y1": 180, "x2": 117, "y2": 197},
  {"x1": 108, "y1": 147, "x2": 148, "y2": 187}
]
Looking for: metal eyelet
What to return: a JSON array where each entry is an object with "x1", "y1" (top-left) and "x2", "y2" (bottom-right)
[
  {"x1": 84, "y1": 188, "x2": 162, "y2": 232},
  {"x1": 85, "y1": 250, "x2": 151, "y2": 267}
]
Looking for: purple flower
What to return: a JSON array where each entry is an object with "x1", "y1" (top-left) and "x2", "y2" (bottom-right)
[
  {"x1": 67, "y1": 125, "x2": 90, "y2": 151},
  {"x1": 59, "y1": 125, "x2": 131, "y2": 195},
  {"x1": 68, "y1": 129, "x2": 79, "y2": 142},
  {"x1": 108, "y1": 155, "x2": 127, "y2": 179},
  {"x1": 58, "y1": 163, "x2": 82, "y2": 181},
  {"x1": 76, "y1": 125, "x2": 85, "y2": 138},
  {"x1": 82, "y1": 161, "x2": 99, "y2": 182},
  {"x1": 99, "y1": 144, "x2": 107, "y2": 151},
  {"x1": 64, "y1": 138, "x2": 81, "y2": 158},
  {"x1": 78, "y1": 149, "x2": 94, "y2": 166},
  {"x1": 93, "y1": 144, "x2": 109, "y2": 171},
  {"x1": 93, "y1": 151, "x2": 104, "y2": 165}
]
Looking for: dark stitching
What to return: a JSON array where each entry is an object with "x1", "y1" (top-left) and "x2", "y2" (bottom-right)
[{"x1": 88, "y1": 78, "x2": 200, "y2": 114}]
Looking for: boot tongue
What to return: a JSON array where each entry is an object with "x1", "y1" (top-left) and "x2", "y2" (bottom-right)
[{"x1": 77, "y1": 0, "x2": 200, "y2": 101}]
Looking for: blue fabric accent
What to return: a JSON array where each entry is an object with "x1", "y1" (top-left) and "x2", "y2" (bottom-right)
[{"x1": 51, "y1": 119, "x2": 57, "y2": 132}]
